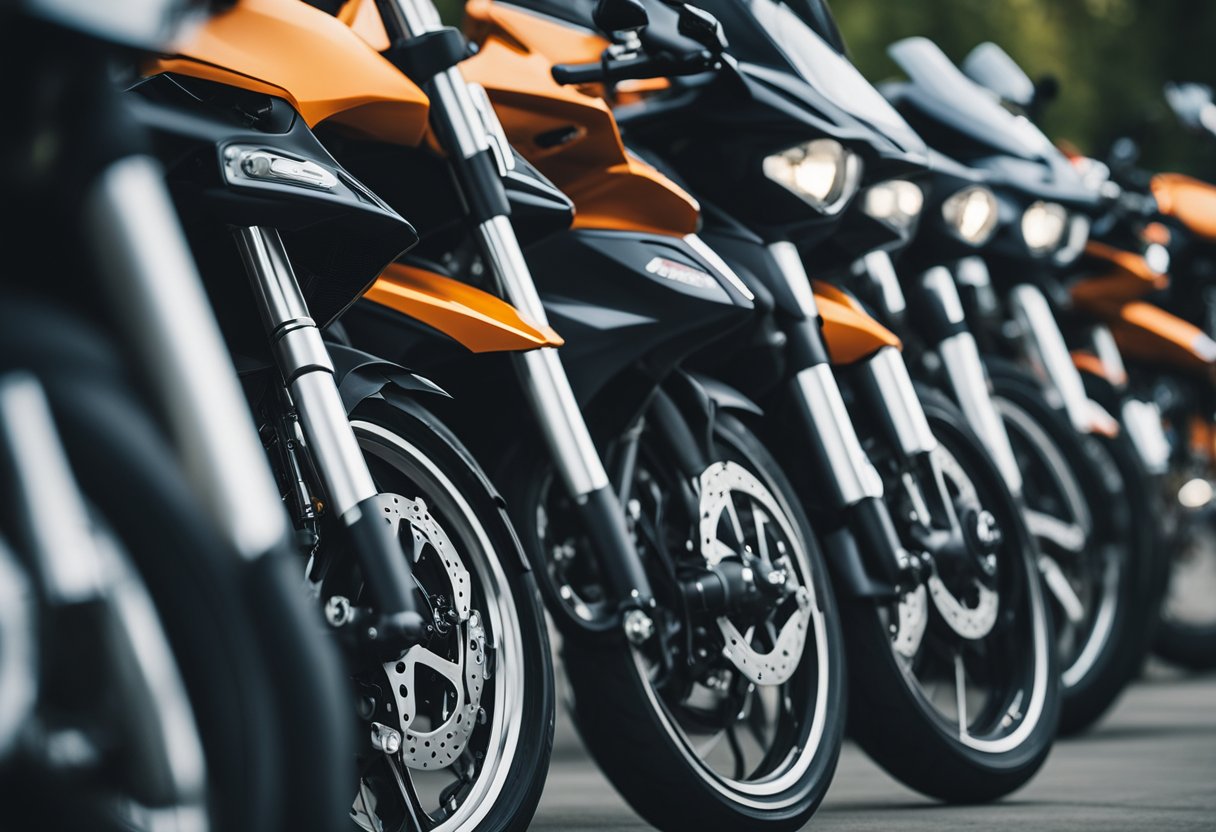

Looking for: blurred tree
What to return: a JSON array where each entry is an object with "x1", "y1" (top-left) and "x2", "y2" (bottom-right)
[
  {"x1": 831, "y1": 0, "x2": 1216, "y2": 175},
  {"x1": 433, "y1": 0, "x2": 1215, "y2": 175}
]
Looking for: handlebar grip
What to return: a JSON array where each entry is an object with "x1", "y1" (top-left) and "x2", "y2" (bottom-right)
[{"x1": 551, "y1": 61, "x2": 608, "y2": 85}]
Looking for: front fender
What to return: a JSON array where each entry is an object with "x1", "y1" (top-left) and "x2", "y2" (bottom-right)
[{"x1": 328, "y1": 342, "x2": 448, "y2": 414}]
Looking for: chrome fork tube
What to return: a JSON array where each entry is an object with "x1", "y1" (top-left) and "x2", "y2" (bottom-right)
[
  {"x1": 919, "y1": 267, "x2": 1024, "y2": 494},
  {"x1": 84, "y1": 156, "x2": 287, "y2": 559},
  {"x1": 1008, "y1": 282, "x2": 1094, "y2": 434},
  {"x1": 235, "y1": 227, "x2": 378, "y2": 520}
]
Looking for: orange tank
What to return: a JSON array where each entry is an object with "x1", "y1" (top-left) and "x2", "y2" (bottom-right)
[{"x1": 148, "y1": 0, "x2": 430, "y2": 146}]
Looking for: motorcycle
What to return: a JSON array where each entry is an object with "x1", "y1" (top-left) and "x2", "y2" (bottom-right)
[
  {"x1": 141, "y1": 1, "x2": 556, "y2": 828},
  {"x1": 481, "y1": 0, "x2": 1060, "y2": 803},
  {"x1": 324, "y1": 0, "x2": 847, "y2": 827},
  {"x1": 0, "y1": 0, "x2": 354, "y2": 829},
  {"x1": 876, "y1": 37, "x2": 1165, "y2": 735}
]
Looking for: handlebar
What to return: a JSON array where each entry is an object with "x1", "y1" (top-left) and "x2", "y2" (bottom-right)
[{"x1": 551, "y1": 49, "x2": 717, "y2": 87}]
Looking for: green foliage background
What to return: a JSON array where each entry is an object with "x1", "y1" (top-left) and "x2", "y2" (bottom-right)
[{"x1": 437, "y1": 0, "x2": 1216, "y2": 175}]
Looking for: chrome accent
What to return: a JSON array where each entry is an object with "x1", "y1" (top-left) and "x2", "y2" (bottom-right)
[
  {"x1": 685, "y1": 233, "x2": 754, "y2": 301},
  {"x1": 86, "y1": 157, "x2": 287, "y2": 559},
  {"x1": 768, "y1": 241, "x2": 819, "y2": 317},
  {"x1": 1092, "y1": 325, "x2": 1128, "y2": 385},
  {"x1": 954, "y1": 255, "x2": 1000, "y2": 317},
  {"x1": 369, "y1": 723, "x2": 402, "y2": 755},
  {"x1": 864, "y1": 347, "x2": 937, "y2": 456},
  {"x1": 1122, "y1": 398, "x2": 1171, "y2": 475},
  {"x1": 623, "y1": 608, "x2": 656, "y2": 644},
  {"x1": 939, "y1": 333, "x2": 1024, "y2": 494},
  {"x1": 921, "y1": 266, "x2": 965, "y2": 323},
  {"x1": 861, "y1": 250, "x2": 907, "y2": 316},
  {"x1": 1008, "y1": 284, "x2": 1093, "y2": 434},
  {"x1": 468, "y1": 83, "x2": 515, "y2": 176},
  {"x1": 223, "y1": 146, "x2": 337, "y2": 191},
  {"x1": 794, "y1": 365, "x2": 884, "y2": 505},
  {"x1": 235, "y1": 226, "x2": 378, "y2": 516}
]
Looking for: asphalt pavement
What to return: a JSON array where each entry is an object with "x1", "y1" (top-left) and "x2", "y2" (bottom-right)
[{"x1": 532, "y1": 665, "x2": 1216, "y2": 830}]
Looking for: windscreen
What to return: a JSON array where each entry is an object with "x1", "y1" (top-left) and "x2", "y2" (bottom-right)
[
  {"x1": 747, "y1": 0, "x2": 925, "y2": 154},
  {"x1": 889, "y1": 37, "x2": 1053, "y2": 161}
]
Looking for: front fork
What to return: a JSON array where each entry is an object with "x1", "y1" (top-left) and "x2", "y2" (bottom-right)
[
  {"x1": 908, "y1": 263, "x2": 1025, "y2": 495},
  {"x1": 768, "y1": 245, "x2": 922, "y2": 595},
  {"x1": 383, "y1": 0, "x2": 656, "y2": 625},
  {"x1": 236, "y1": 226, "x2": 424, "y2": 645}
]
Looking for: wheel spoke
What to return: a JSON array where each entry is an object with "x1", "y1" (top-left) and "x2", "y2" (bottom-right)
[
  {"x1": 1040, "y1": 555, "x2": 1085, "y2": 623},
  {"x1": 386, "y1": 755, "x2": 433, "y2": 832},
  {"x1": 1025, "y1": 509, "x2": 1086, "y2": 553},
  {"x1": 954, "y1": 651, "x2": 969, "y2": 739},
  {"x1": 725, "y1": 723, "x2": 746, "y2": 781},
  {"x1": 751, "y1": 504, "x2": 771, "y2": 562}
]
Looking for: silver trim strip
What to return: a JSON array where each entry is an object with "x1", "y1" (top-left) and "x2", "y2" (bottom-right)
[
  {"x1": 685, "y1": 234, "x2": 754, "y2": 301},
  {"x1": 1121, "y1": 398, "x2": 1171, "y2": 475}
]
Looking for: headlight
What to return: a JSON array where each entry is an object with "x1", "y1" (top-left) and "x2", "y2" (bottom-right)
[
  {"x1": 1020, "y1": 201, "x2": 1068, "y2": 254},
  {"x1": 763, "y1": 139, "x2": 863, "y2": 215},
  {"x1": 941, "y1": 186, "x2": 998, "y2": 246},
  {"x1": 1145, "y1": 242, "x2": 1171, "y2": 275},
  {"x1": 863, "y1": 180, "x2": 924, "y2": 231}
]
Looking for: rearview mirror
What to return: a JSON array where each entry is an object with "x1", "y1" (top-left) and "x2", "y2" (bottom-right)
[
  {"x1": 962, "y1": 42, "x2": 1036, "y2": 109},
  {"x1": 675, "y1": 3, "x2": 728, "y2": 54},
  {"x1": 593, "y1": 0, "x2": 649, "y2": 37}
]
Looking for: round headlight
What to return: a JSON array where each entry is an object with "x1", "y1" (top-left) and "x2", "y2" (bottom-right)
[
  {"x1": 863, "y1": 180, "x2": 924, "y2": 231},
  {"x1": 941, "y1": 186, "x2": 998, "y2": 246},
  {"x1": 1020, "y1": 201, "x2": 1069, "y2": 254},
  {"x1": 763, "y1": 139, "x2": 863, "y2": 215}
]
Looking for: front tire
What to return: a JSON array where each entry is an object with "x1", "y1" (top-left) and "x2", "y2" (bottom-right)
[
  {"x1": 509, "y1": 408, "x2": 845, "y2": 832},
  {"x1": 348, "y1": 397, "x2": 554, "y2": 832},
  {"x1": 844, "y1": 385, "x2": 1059, "y2": 803}
]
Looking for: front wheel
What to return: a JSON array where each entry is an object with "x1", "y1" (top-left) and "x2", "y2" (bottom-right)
[
  {"x1": 346, "y1": 398, "x2": 554, "y2": 832},
  {"x1": 844, "y1": 385, "x2": 1059, "y2": 803},
  {"x1": 509, "y1": 406, "x2": 845, "y2": 832}
]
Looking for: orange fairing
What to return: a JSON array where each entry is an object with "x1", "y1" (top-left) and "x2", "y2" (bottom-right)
[
  {"x1": 148, "y1": 0, "x2": 429, "y2": 146},
  {"x1": 1151, "y1": 173, "x2": 1216, "y2": 242},
  {"x1": 1103, "y1": 301, "x2": 1216, "y2": 374},
  {"x1": 461, "y1": 0, "x2": 700, "y2": 237},
  {"x1": 367, "y1": 263, "x2": 564, "y2": 353},
  {"x1": 1070, "y1": 241, "x2": 1168, "y2": 309},
  {"x1": 812, "y1": 281, "x2": 902, "y2": 365}
]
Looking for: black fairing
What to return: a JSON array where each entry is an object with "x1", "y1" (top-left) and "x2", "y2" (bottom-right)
[
  {"x1": 320, "y1": 137, "x2": 573, "y2": 253},
  {"x1": 128, "y1": 73, "x2": 419, "y2": 331},
  {"x1": 526, "y1": 228, "x2": 754, "y2": 405}
]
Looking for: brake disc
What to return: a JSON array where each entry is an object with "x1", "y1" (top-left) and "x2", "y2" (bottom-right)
[
  {"x1": 378, "y1": 494, "x2": 488, "y2": 771},
  {"x1": 926, "y1": 447, "x2": 1001, "y2": 640},
  {"x1": 698, "y1": 461, "x2": 811, "y2": 687}
]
